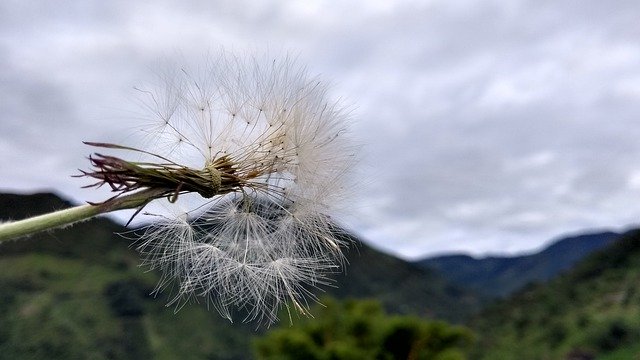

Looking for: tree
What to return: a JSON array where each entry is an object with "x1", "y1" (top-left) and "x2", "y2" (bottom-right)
[{"x1": 253, "y1": 297, "x2": 474, "y2": 360}]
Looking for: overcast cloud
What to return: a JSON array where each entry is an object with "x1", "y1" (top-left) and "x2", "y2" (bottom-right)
[{"x1": 2, "y1": 0, "x2": 640, "y2": 259}]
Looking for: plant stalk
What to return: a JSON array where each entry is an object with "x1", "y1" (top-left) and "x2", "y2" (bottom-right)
[{"x1": 0, "y1": 189, "x2": 165, "y2": 243}]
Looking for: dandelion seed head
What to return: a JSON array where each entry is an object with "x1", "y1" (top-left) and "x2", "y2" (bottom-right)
[{"x1": 118, "y1": 52, "x2": 356, "y2": 325}]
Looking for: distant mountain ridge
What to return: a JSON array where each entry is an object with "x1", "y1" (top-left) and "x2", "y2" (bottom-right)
[{"x1": 415, "y1": 231, "x2": 621, "y2": 298}]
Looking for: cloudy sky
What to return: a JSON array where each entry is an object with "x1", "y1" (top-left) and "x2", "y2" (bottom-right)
[{"x1": 2, "y1": 0, "x2": 640, "y2": 259}]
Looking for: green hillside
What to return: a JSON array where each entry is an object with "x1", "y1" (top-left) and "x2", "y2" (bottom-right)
[
  {"x1": 0, "y1": 192, "x2": 481, "y2": 358},
  {"x1": 0, "y1": 193, "x2": 255, "y2": 359},
  {"x1": 334, "y1": 237, "x2": 484, "y2": 323},
  {"x1": 470, "y1": 229, "x2": 640, "y2": 360}
]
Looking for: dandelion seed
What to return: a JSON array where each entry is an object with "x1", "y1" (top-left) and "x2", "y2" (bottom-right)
[{"x1": 81, "y1": 53, "x2": 356, "y2": 325}]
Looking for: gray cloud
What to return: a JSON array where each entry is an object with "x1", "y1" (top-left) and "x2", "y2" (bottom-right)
[{"x1": 2, "y1": 0, "x2": 640, "y2": 259}]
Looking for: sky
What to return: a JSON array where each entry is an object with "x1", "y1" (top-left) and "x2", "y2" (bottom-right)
[{"x1": 2, "y1": 0, "x2": 640, "y2": 260}]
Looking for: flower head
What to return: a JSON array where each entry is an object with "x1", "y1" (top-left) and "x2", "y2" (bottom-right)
[{"x1": 82, "y1": 53, "x2": 355, "y2": 324}]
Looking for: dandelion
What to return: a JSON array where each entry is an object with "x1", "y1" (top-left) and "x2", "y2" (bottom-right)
[{"x1": 0, "y1": 53, "x2": 356, "y2": 325}]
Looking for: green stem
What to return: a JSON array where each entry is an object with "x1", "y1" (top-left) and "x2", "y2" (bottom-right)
[{"x1": 0, "y1": 189, "x2": 165, "y2": 243}]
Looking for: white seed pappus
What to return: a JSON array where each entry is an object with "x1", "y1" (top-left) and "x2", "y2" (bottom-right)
[{"x1": 129, "y1": 53, "x2": 356, "y2": 325}]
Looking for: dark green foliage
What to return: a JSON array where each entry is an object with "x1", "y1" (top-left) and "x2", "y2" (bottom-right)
[
  {"x1": 253, "y1": 298, "x2": 474, "y2": 360},
  {"x1": 586, "y1": 318, "x2": 632, "y2": 352},
  {"x1": 105, "y1": 280, "x2": 148, "y2": 317}
]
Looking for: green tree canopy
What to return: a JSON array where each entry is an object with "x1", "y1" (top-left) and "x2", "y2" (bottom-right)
[{"x1": 253, "y1": 297, "x2": 474, "y2": 360}]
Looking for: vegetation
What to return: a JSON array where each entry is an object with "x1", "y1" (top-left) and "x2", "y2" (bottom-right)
[
  {"x1": 6, "y1": 192, "x2": 640, "y2": 359},
  {"x1": 0, "y1": 246, "x2": 255, "y2": 359},
  {"x1": 470, "y1": 230, "x2": 640, "y2": 359},
  {"x1": 0, "y1": 193, "x2": 259, "y2": 359},
  {"x1": 253, "y1": 298, "x2": 475, "y2": 360},
  {"x1": 334, "y1": 236, "x2": 484, "y2": 323},
  {"x1": 0, "y1": 192, "x2": 481, "y2": 359}
]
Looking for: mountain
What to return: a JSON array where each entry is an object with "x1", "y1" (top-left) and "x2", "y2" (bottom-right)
[
  {"x1": 470, "y1": 228, "x2": 640, "y2": 359},
  {"x1": 333, "y1": 237, "x2": 484, "y2": 323},
  {"x1": 415, "y1": 231, "x2": 621, "y2": 298},
  {"x1": 0, "y1": 192, "x2": 482, "y2": 358}
]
